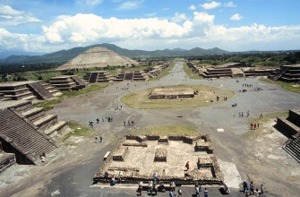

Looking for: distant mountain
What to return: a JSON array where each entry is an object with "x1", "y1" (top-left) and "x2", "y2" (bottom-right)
[
  {"x1": 0, "y1": 51, "x2": 44, "y2": 59},
  {"x1": 0, "y1": 43, "x2": 229, "y2": 65}
]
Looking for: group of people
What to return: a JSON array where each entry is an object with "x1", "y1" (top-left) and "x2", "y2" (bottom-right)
[
  {"x1": 94, "y1": 135, "x2": 102, "y2": 143},
  {"x1": 238, "y1": 111, "x2": 250, "y2": 118},
  {"x1": 243, "y1": 180, "x2": 264, "y2": 197},
  {"x1": 124, "y1": 120, "x2": 135, "y2": 127},
  {"x1": 250, "y1": 122, "x2": 260, "y2": 130},
  {"x1": 90, "y1": 115, "x2": 114, "y2": 127}
]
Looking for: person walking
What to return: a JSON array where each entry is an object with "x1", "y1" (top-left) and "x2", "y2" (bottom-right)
[
  {"x1": 204, "y1": 188, "x2": 208, "y2": 197},
  {"x1": 177, "y1": 187, "x2": 182, "y2": 197}
]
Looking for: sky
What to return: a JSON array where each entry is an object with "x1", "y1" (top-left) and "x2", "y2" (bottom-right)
[{"x1": 0, "y1": 0, "x2": 300, "y2": 53}]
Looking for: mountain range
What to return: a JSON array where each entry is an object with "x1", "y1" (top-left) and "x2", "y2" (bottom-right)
[{"x1": 0, "y1": 43, "x2": 229, "y2": 65}]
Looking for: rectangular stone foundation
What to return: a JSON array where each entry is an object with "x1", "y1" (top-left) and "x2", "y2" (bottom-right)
[{"x1": 94, "y1": 135, "x2": 223, "y2": 185}]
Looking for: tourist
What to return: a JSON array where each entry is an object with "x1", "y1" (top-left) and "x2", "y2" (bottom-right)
[
  {"x1": 147, "y1": 181, "x2": 153, "y2": 195},
  {"x1": 96, "y1": 118, "x2": 99, "y2": 124},
  {"x1": 254, "y1": 188, "x2": 260, "y2": 197},
  {"x1": 99, "y1": 135, "x2": 103, "y2": 143},
  {"x1": 204, "y1": 188, "x2": 208, "y2": 197},
  {"x1": 195, "y1": 184, "x2": 200, "y2": 197},
  {"x1": 137, "y1": 182, "x2": 143, "y2": 196},
  {"x1": 169, "y1": 190, "x2": 174, "y2": 197},
  {"x1": 260, "y1": 184, "x2": 264, "y2": 194},
  {"x1": 197, "y1": 158, "x2": 201, "y2": 169},
  {"x1": 95, "y1": 136, "x2": 98, "y2": 143},
  {"x1": 243, "y1": 180, "x2": 248, "y2": 193},
  {"x1": 170, "y1": 181, "x2": 176, "y2": 191},
  {"x1": 185, "y1": 161, "x2": 190, "y2": 171},
  {"x1": 177, "y1": 187, "x2": 182, "y2": 197},
  {"x1": 250, "y1": 181, "x2": 254, "y2": 194}
]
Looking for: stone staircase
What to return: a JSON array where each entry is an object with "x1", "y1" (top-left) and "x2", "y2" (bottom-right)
[
  {"x1": 9, "y1": 100, "x2": 68, "y2": 139},
  {"x1": 283, "y1": 136, "x2": 300, "y2": 163},
  {"x1": 0, "y1": 82, "x2": 36, "y2": 101},
  {"x1": 276, "y1": 109, "x2": 300, "y2": 163},
  {"x1": 39, "y1": 81, "x2": 62, "y2": 97},
  {"x1": 27, "y1": 82, "x2": 53, "y2": 100},
  {"x1": 0, "y1": 108, "x2": 57, "y2": 164}
]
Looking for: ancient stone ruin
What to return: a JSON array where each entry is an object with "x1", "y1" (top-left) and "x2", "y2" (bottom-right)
[
  {"x1": 0, "y1": 100, "x2": 69, "y2": 166},
  {"x1": 49, "y1": 75, "x2": 87, "y2": 91},
  {"x1": 148, "y1": 87, "x2": 196, "y2": 99},
  {"x1": 269, "y1": 64, "x2": 300, "y2": 82},
  {"x1": 93, "y1": 135, "x2": 224, "y2": 185},
  {"x1": 0, "y1": 81, "x2": 61, "y2": 101},
  {"x1": 275, "y1": 109, "x2": 300, "y2": 162}
]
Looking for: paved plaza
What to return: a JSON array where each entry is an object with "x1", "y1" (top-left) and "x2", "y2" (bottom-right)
[{"x1": 0, "y1": 60, "x2": 300, "y2": 197}]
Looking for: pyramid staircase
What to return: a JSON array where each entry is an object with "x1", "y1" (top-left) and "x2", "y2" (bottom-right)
[
  {"x1": 276, "y1": 110, "x2": 300, "y2": 163},
  {"x1": 0, "y1": 105, "x2": 58, "y2": 164},
  {"x1": 0, "y1": 82, "x2": 36, "y2": 101}
]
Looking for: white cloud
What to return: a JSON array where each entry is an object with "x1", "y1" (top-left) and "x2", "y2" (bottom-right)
[
  {"x1": 1, "y1": 12, "x2": 300, "y2": 52},
  {"x1": 230, "y1": 13, "x2": 243, "y2": 21},
  {"x1": 0, "y1": 5, "x2": 41, "y2": 26},
  {"x1": 189, "y1": 5, "x2": 197, "y2": 11},
  {"x1": 118, "y1": 0, "x2": 143, "y2": 10},
  {"x1": 172, "y1": 13, "x2": 187, "y2": 23},
  {"x1": 75, "y1": 0, "x2": 103, "y2": 6},
  {"x1": 224, "y1": 1, "x2": 236, "y2": 8},
  {"x1": 200, "y1": 1, "x2": 221, "y2": 10}
]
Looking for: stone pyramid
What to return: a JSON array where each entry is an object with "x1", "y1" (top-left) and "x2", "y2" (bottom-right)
[{"x1": 56, "y1": 47, "x2": 138, "y2": 70}]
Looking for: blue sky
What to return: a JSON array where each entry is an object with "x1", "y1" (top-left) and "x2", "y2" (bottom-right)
[{"x1": 0, "y1": 0, "x2": 300, "y2": 53}]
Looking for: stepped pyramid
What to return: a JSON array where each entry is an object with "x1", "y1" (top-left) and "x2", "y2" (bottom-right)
[{"x1": 56, "y1": 47, "x2": 138, "y2": 70}]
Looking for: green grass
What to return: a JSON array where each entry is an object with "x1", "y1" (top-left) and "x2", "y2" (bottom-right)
[
  {"x1": 245, "y1": 111, "x2": 289, "y2": 139},
  {"x1": 121, "y1": 84, "x2": 234, "y2": 109},
  {"x1": 34, "y1": 83, "x2": 109, "y2": 110},
  {"x1": 182, "y1": 61, "x2": 203, "y2": 79},
  {"x1": 260, "y1": 78, "x2": 300, "y2": 93},
  {"x1": 130, "y1": 125, "x2": 199, "y2": 136},
  {"x1": 63, "y1": 121, "x2": 94, "y2": 141},
  {"x1": 149, "y1": 62, "x2": 175, "y2": 81}
]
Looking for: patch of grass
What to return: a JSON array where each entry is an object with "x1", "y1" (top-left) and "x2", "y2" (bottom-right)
[
  {"x1": 245, "y1": 111, "x2": 289, "y2": 139},
  {"x1": 121, "y1": 84, "x2": 234, "y2": 109},
  {"x1": 34, "y1": 83, "x2": 109, "y2": 110},
  {"x1": 260, "y1": 78, "x2": 300, "y2": 93},
  {"x1": 130, "y1": 125, "x2": 199, "y2": 136},
  {"x1": 182, "y1": 62, "x2": 202, "y2": 79},
  {"x1": 149, "y1": 62, "x2": 174, "y2": 81},
  {"x1": 63, "y1": 121, "x2": 94, "y2": 141}
]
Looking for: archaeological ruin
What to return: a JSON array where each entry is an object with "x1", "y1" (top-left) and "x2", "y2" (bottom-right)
[
  {"x1": 49, "y1": 75, "x2": 87, "y2": 91},
  {"x1": 148, "y1": 87, "x2": 196, "y2": 99},
  {"x1": 0, "y1": 81, "x2": 62, "y2": 101},
  {"x1": 0, "y1": 100, "x2": 69, "y2": 165},
  {"x1": 93, "y1": 135, "x2": 224, "y2": 186},
  {"x1": 269, "y1": 64, "x2": 300, "y2": 82},
  {"x1": 275, "y1": 109, "x2": 300, "y2": 162}
]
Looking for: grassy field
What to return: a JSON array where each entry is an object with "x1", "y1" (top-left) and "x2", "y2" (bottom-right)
[
  {"x1": 260, "y1": 78, "x2": 300, "y2": 93},
  {"x1": 34, "y1": 83, "x2": 109, "y2": 110},
  {"x1": 149, "y1": 61, "x2": 174, "y2": 81},
  {"x1": 182, "y1": 61, "x2": 202, "y2": 79},
  {"x1": 245, "y1": 111, "x2": 289, "y2": 139},
  {"x1": 121, "y1": 84, "x2": 234, "y2": 109},
  {"x1": 63, "y1": 121, "x2": 94, "y2": 141},
  {"x1": 130, "y1": 125, "x2": 199, "y2": 136}
]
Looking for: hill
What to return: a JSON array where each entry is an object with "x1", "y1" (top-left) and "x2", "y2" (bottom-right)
[{"x1": 0, "y1": 43, "x2": 229, "y2": 66}]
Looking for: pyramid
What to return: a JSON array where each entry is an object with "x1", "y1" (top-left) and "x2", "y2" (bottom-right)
[{"x1": 56, "y1": 47, "x2": 138, "y2": 70}]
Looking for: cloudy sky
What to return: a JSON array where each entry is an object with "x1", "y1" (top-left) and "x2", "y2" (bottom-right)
[{"x1": 0, "y1": 0, "x2": 300, "y2": 53}]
